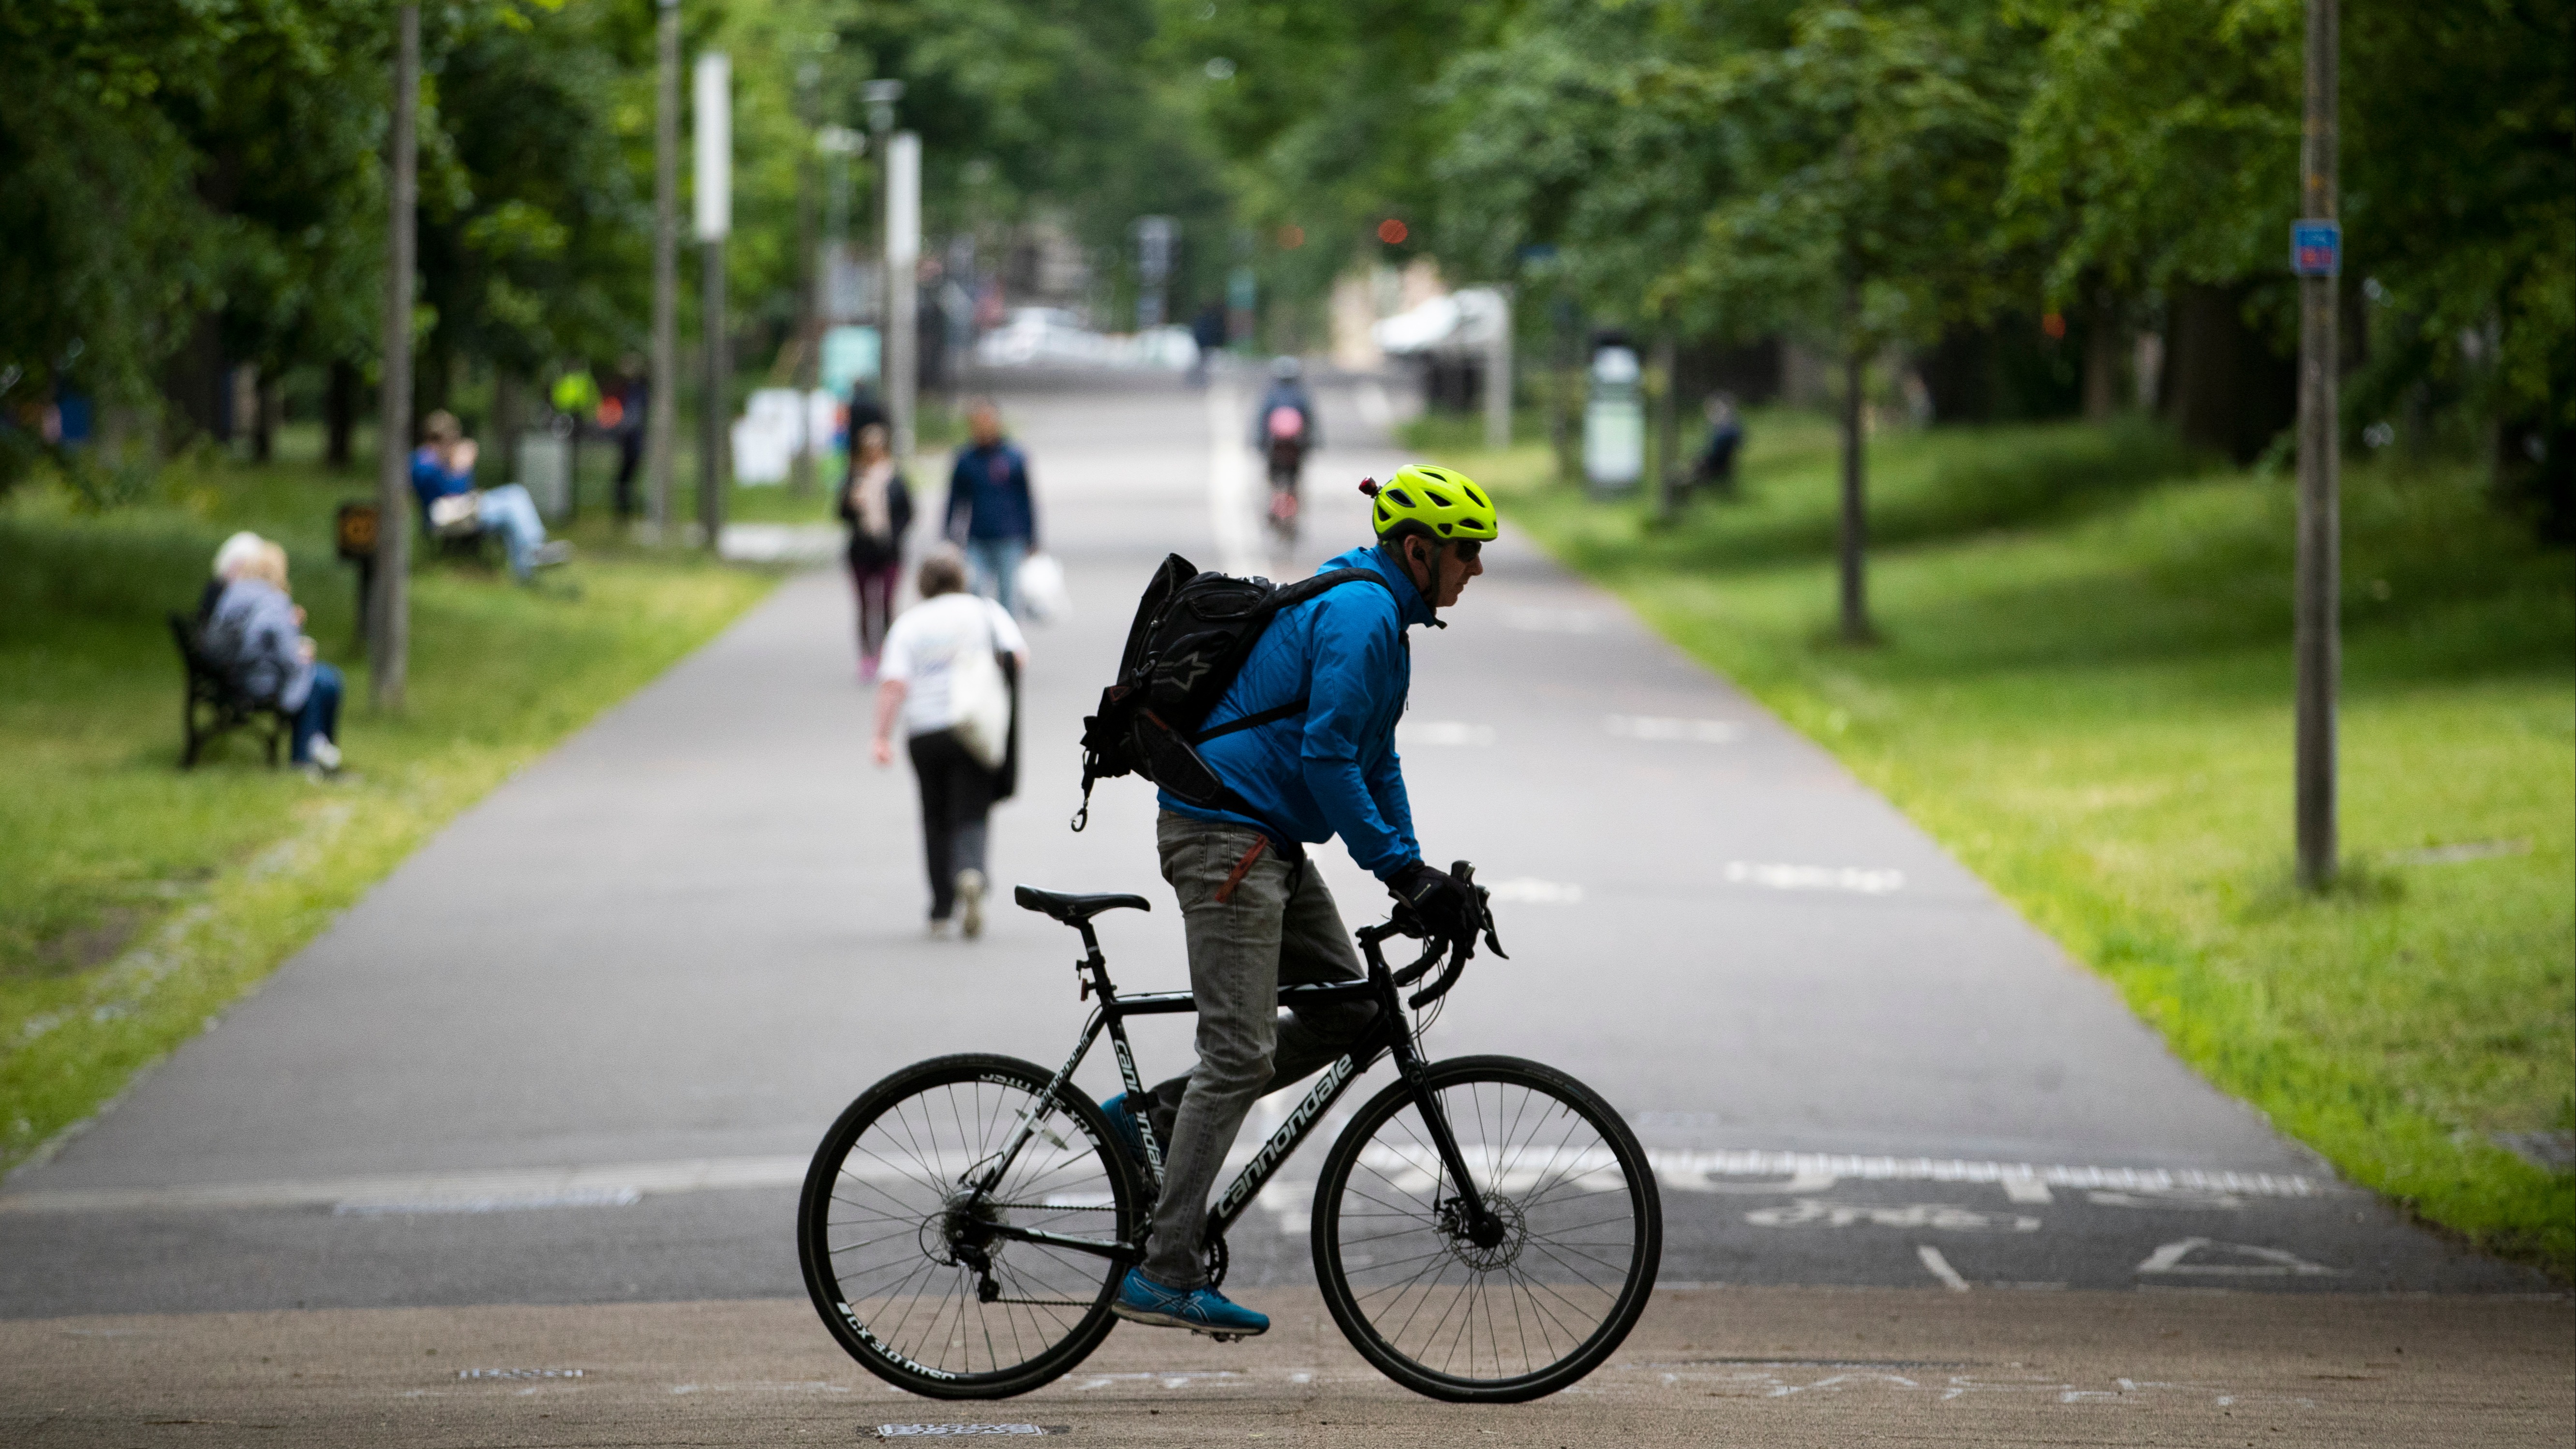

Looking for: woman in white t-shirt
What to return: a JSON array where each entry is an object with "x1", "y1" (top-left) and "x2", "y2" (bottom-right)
[{"x1": 874, "y1": 548, "x2": 1029, "y2": 938}]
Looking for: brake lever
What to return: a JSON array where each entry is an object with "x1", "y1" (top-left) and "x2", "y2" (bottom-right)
[{"x1": 1475, "y1": 884, "x2": 1508, "y2": 959}]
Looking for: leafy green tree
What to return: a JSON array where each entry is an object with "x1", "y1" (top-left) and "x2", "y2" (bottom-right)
[
  {"x1": 413, "y1": 0, "x2": 651, "y2": 408},
  {"x1": 0, "y1": 0, "x2": 384, "y2": 465},
  {"x1": 1677, "y1": 2, "x2": 2025, "y2": 639},
  {"x1": 2007, "y1": 0, "x2": 2572, "y2": 503}
]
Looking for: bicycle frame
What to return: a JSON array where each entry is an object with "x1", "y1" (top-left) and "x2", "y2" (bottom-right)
[{"x1": 965, "y1": 916, "x2": 1496, "y2": 1270}]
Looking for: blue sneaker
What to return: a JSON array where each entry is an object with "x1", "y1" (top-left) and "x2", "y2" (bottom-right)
[
  {"x1": 1099, "y1": 1092, "x2": 1147, "y2": 1166},
  {"x1": 1112, "y1": 1269, "x2": 1270, "y2": 1338}
]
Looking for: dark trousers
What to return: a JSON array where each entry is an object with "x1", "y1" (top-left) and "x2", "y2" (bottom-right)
[
  {"x1": 849, "y1": 551, "x2": 900, "y2": 660},
  {"x1": 1138, "y1": 812, "x2": 1377, "y2": 1288},
  {"x1": 613, "y1": 429, "x2": 644, "y2": 516},
  {"x1": 292, "y1": 663, "x2": 342, "y2": 764},
  {"x1": 908, "y1": 729, "x2": 995, "y2": 920}
]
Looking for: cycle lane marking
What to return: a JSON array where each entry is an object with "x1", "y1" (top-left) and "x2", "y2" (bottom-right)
[{"x1": 0, "y1": 1147, "x2": 2327, "y2": 1215}]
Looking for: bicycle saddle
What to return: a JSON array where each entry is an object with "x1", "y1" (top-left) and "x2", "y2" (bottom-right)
[{"x1": 1013, "y1": 886, "x2": 1151, "y2": 924}]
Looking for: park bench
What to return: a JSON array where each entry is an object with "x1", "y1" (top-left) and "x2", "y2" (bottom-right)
[{"x1": 167, "y1": 612, "x2": 288, "y2": 769}]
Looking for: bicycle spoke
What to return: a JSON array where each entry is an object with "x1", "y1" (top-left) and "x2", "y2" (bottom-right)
[
  {"x1": 807, "y1": 1063, "x2": 1128, "y2": 1390},
  {"x1": 1322, "y1": 1067, "x2": 1653, "y2": 1392}
]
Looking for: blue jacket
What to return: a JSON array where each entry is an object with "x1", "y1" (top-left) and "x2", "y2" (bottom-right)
[
  {"x1": 1159, "y1": 545, "x2": 1431, "y2": 880},
  {"x1": 945, "y1": 441, "x2": 1037, "y2": 543},
  {"x1": 410, "y1": 446, "x2": 472, "y2": 509}
]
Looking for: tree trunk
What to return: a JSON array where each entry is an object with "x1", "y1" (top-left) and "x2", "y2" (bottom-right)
[
  {"x1": 161, "y1": 312, "x2": 225, "y2": 448},
  {"x1": 252, "y1": 371, "x2": 280, "y2": 462},
  {"x1": 492, "y1": 371, "x2": 525, "y2": 455},
  {"x1": 2165, "y1": 283, "x2": 2296, "y2": 462},
  {"x1": 2083, "y1": 291, "x2": 2122, "y2": 422},
  {"x1": 1838, "y1": 327, "x2": 1870, "y2": 643},
  {"x1": 371, "y1": 5, "x2": 418, "y2": 713},
  {"x1": 1651, "y1": 319, "x2": 1679, "y2": 522},
  {"x1": 326, "y1": 360, "x2": 357, "y2": 469}
]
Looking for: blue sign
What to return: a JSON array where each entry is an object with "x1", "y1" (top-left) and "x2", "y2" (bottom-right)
[{"x1": 2291, "y1": 220, "x2": 2341, "y2": 278}]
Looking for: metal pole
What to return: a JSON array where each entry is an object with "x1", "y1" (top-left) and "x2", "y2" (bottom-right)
[
  {"x1": 885, "y1": 131, "x2": 920, "y2": 461},
  {"x1": 1484, "y1": 287, "x2": 1513, "y2": 452},
  {"x1": 695, "y1": 50, "x2": 731, "y2": 551},
  {"x1": 370, "y1": 3, "x2": 417, "y2": 712},
  {"x1": 863, "y1": 79, "x2": 904, "y2": 442},
  {"x1": 646, "y1": 0, "x2": 680, "y2": 536},
  {"x1": 2294, "y1": 0, "x2": 2340, "y2": 889},
  {"x1": 700, "y1": 238, "x2": 726, "y2": 546},
  {"x1": 789, "y1": 61, "x2": 819, "y2": 498}
]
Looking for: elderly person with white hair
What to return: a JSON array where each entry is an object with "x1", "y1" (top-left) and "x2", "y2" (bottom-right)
[{"x1": 202, "y1": 537, "x2": 343, "y2": 774}]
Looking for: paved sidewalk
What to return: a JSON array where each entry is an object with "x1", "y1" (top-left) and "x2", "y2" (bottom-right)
[{"x1": 4, "y1": 1288, "x2": 2567, "y2": 1447}]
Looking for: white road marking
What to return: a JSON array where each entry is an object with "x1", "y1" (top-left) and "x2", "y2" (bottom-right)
[
  {"x1": 1205, "y1": 377, "x2": 1259, "y2": 576},
  {"x1": 0, "y1": 1156, "x2": 811, "y2": 1215},
  {"x1": 1725, "y1": 861, "x2": 1906, "y2": 895},
  {"x1": 2089, "y1": 1188, "x2": 2244, "y2": 1210},
  {"x1": 1745, "y1": 1200, "x2": 2042, "y2": 1233},
  {"x1": 2001, "y1": 1177, "x2": 2055, "y2": 1204},
  {"x1": 1, "y1": 1148, "x2": 2326, "y2": 1216},
  {"x1": 1401, "y1": 721, "x2": 1496, "y2": 747},
  {"x1": 1606, "y1": 714, "x2": 1738, "y2": 743},
  {"x1": 1916, "y1": 1244, "x2": 1973, "y2": 1291},
  {"x1": 2135, "y1": 1238, "x2": 2341, "y2": 1276},
  {"x1": 1659, "y1": 1150, "x2": 2322, "y2": 1200},
  {"x1": 335, "y1": 1186, "x2": 641, "y2": 1215},
  {"x1": 1483, "y1": 878, "x2": 1583, "y2": 904}
]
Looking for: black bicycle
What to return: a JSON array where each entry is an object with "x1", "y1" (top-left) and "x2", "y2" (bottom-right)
[{"x1": 795, "y1": 862, "x2": 1662, "y2": 1403}]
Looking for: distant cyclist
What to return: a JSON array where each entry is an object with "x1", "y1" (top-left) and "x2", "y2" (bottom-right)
[
  {"x1": 1102, "y1": 464, "x2": 1498, "y2": 1339},
  {"x1": 1249, "y1": 356, "x2": 1319, "y2": 545}
]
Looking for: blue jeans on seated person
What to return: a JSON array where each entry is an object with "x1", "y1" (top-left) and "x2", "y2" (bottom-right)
[
  {"x1": 965, "y1": 536, "x2": 1027, "y2": 616},
  {"x1": 292, "y1": 662, "x2": 342, "y2": 764},
  {"x1": 476, "y1": 483, "x2": 550, "y2": 580}
]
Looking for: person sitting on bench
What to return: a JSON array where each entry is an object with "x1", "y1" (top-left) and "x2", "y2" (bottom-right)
[
  {"x1": 409, "y1": 409, "x2": 570, "y2": 582},
  {"x1": 202, "y1": 538, "x2": 343, "y2": 774}
]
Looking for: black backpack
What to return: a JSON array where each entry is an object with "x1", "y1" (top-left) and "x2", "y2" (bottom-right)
[{"x1": 1072, "y1": 553, "x2": 1394, "y2": 831}]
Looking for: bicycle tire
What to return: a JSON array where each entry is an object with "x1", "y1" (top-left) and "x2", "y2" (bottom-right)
[
  {"x1": 797, "y1": 1053, "x2": 1143, "y2": 1399},
  {"x1": 1311, "y1": 1055, "x2": 1661, "y2": 1402}
]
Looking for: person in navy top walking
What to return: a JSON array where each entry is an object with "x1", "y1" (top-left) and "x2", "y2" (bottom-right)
[{"x1": 943, "y1": 399, "x2": 1039, "y2": 615}]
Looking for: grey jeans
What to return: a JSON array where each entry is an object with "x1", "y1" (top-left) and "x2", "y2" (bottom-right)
[{"x1": 1140, "y1": 811, "x2": 1380, "y2": 1289}]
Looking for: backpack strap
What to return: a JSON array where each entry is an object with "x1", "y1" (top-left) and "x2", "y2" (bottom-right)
[
  {"x1": 1190, "y1": 694, "x2": 1307, "y2": 743},
  {"x1": 1185, "y1": 567, "x2": 1395, "y2": 744}
]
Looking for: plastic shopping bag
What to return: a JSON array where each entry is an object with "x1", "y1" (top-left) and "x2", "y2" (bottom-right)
[{"x1": 1017, "y1": 551, "x2": 1071, "y2": 625}]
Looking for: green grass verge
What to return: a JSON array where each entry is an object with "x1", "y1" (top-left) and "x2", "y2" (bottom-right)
[
  {"x1": 1417, "y1": 408, "x2": 2576, "y2": 1275},
  {"x1": 1, "y1": 455, "x2": 778, "y2": 1173}
]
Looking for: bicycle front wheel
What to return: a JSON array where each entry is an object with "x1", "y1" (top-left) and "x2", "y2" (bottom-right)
[
  {"x1": 797, "y1": 1054, "x2": 1142, "y2": 1398},
  {"x1": 1312, "y1": 1055, "x2": 1661, "y2": 1402}
]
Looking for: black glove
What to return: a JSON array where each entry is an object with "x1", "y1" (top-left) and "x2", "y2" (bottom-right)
[{"x1": 1388, "y1": 862, "x2": 1474, "y2": 943}]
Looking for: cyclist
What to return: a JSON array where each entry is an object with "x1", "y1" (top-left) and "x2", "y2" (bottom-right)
[
  {"x1": 1102, "y1": 463, "x2": 1497, "y2": 1338},
  {"x1": 1249, "y1": 357, "x2": 1319, "y2": 541}
]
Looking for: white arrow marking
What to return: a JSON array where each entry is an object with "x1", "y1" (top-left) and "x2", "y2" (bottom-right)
[{"x1": 2136, "y1": 1237, "x2": 2341, "y2": 1276}]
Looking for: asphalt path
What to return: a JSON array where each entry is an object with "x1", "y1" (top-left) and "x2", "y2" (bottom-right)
[{"x1": 0, "y1": 367, "x2": 2546, "y2": 1327}]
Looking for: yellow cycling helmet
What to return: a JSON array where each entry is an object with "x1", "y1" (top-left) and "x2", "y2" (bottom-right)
[{"x1": 1363, "y1": 464, "x2": 1499, "y2": 543}]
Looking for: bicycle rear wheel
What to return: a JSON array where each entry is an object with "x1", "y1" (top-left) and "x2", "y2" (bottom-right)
[
  {"x1": 1311, "y1": 1055, "x2": 1660, "y2": 1402},
  {"x1": 797, "y1": 1054, "x2": 1142, "y2": 1398}
]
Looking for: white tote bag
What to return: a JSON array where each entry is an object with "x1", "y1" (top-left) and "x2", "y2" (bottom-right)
[
  {"x1": 1016, "y1": 551, "x2": 1071, "y2": 625},
  {"x1": 948, "y1": 604, "x2": 1012, "y2": 771}
]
